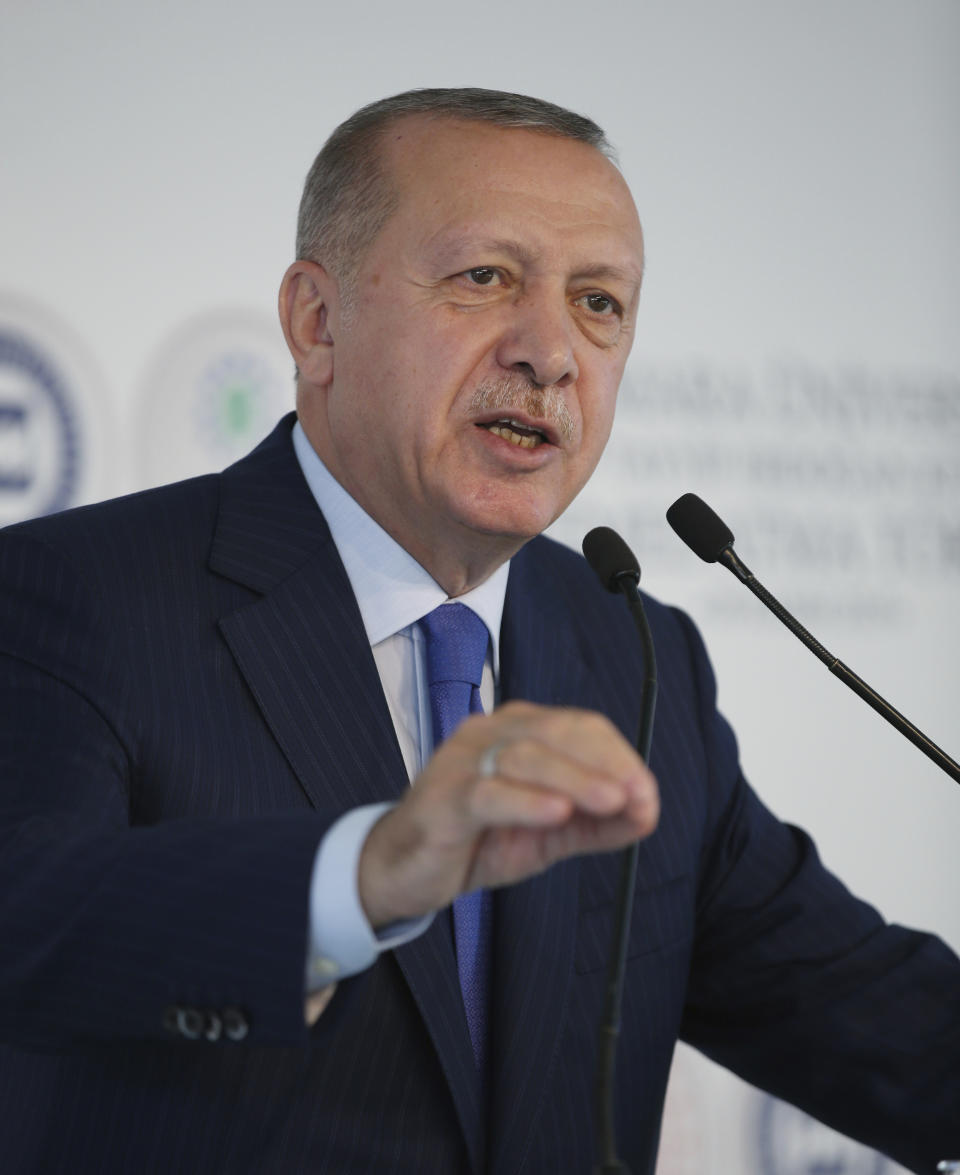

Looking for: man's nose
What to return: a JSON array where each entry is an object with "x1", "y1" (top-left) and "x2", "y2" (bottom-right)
[{"x1": 494, "y1": 294, "x2": 579, "y2": 388}]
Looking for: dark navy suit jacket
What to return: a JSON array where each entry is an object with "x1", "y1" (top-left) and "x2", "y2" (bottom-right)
[{"x1": 0, "y1": 416, "x2": 957, "y2": 1173}]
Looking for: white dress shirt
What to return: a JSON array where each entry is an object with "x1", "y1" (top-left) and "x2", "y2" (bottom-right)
[{"x1": 291, "y1": 421, "x2": 509, "y2": 989}]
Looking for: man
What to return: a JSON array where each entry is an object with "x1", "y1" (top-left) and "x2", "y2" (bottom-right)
[{"x1": 0, "y1": 89, "x2": 956, "y2": 1174}]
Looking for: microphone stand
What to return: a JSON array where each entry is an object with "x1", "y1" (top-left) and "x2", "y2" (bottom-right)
[
  {"x1": 716, "y1": 544, "x2": 960, "y2": 785},
  {"x1": 593, "y1": 569, "x2": 658, "y2": 1175},
  {"x1": 666, "y1": 492, "x2": 960, "y2": 787}
]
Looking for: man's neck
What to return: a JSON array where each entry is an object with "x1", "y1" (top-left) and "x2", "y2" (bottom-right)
[{"x1": 395, "y1": 531, "x2": 524, "y2": 599}]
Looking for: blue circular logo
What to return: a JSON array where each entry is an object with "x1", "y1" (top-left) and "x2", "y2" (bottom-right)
[{"x1": 0, "y1": 326, "x2": 81, "y2": 522}]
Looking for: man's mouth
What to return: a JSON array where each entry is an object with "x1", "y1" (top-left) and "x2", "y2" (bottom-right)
[{"x1": 478, "y1": 418, "x2": 549, "y2": 449}]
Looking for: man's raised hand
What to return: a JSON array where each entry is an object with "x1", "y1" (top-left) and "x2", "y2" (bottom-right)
[{"x1": 358, "y1": 701, "x2": 659, "y2": 929}]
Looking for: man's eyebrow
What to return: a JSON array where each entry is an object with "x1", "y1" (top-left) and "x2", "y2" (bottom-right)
[
  {"x1": 573, "y1": 261, "x2": 645, "y2": 289},
  {"x1": 429, "y1": 235, "x2": 537, "y2": 266},
  {"x1": 429, "y1": 235, "x2": 644, "y2": 287}
]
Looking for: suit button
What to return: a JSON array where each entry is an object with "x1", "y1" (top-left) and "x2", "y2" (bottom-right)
[
  {"x1": 177, "y1": 1007, "x2": 205, "y2": 1040},
  {"x1": 222, "y1": 1007, "x2": 249, "y2": 1041},
  {"x1": 204, "y1": 1011, "x2": 223, "y2": 1042}
]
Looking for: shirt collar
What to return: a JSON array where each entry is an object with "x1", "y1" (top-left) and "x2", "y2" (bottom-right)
[{"x1": 292, "y1": 420, "x2": 507, "y2": 673}]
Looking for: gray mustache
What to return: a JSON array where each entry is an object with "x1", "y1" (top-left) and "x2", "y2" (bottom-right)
[{"x1": 469, "y1": 378, "x2": 575, "y2": 443}]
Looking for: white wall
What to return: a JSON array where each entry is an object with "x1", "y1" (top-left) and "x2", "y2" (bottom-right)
[{"x1": 2, "y1": 3, "x2": 957, "y2": 1170}]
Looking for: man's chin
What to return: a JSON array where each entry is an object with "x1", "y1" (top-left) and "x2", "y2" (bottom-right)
[
  {"x1": 440, "y1": 451, "x2": 587, "y2": 545},
  {"x1": 454, "y1": 500, "x2": 564, "y2": 547}
]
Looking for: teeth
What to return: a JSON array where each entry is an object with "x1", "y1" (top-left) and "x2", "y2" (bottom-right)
[{"x1": 488, "y1": 423, "x2": 543, "y2": 449}]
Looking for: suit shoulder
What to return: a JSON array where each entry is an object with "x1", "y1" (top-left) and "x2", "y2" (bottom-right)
[
  {"x1": 0, "y1": 473, "x2": 221, "y2": 566},
  {"x1": 0, "y1": 416, "x2": 297, "y2": 562},
  {"x1": 520, "y1": 533, "x2": 691, "y2": 643}
]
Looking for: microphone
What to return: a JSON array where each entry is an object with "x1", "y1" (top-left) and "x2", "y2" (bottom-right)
[
  {"x1": 582, "y1": 527, "x2": 658, "y2": 1175},
  {"x1": 664, "y1": 492, "x2": 734, "y2": 565},
  {"x1": 582, "y1": 526, "x2": 641, "y2": 592},
  {"x1": 666, "y1": 493, "x2": 960, "y2": 786}
]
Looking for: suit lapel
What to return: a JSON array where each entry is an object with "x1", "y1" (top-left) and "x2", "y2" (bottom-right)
[
  {"x1": 210, "y1": 419, "x2": 485, "y2": 1170},
  {"x1": 488, "y1": 542, "x2": 602, "y2": 1173},
  {"x1": 393, "y1": 917, "x2": 487, "y2": 1173},
  {"x1": 212, "y1": 419, "x2": 408, "y2": 813}
]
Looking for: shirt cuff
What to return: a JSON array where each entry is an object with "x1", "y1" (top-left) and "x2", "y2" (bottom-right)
[{"x1": 305, "y1": 802, "x2": 434, "y2": 991}]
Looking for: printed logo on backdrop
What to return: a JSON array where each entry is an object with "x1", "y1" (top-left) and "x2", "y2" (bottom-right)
[
  {"x1": 756, "y1": 1095, "x2": 891, "y2": 1175},
  {"x1": 0, "y1": 295, "x2": 111, "y2": 527},
  {"x1": 136, "y1": 310, "x2": 294, "y2": 488}
]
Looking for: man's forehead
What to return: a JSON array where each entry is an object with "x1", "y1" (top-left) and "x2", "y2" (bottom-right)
[
  {"x1": 380, "y1": 113, "x2": 621, "y2": 190},
  {"x1": 380, "y1": 117, "x2": 642, "y2": 246}
]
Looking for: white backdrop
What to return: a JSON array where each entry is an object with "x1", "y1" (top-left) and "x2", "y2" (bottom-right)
[{"x1": 2, "y1": 3, "x2": 957, "y2": 1171}]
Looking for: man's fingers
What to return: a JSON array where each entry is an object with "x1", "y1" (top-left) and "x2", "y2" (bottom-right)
[
  {"x1": 458, "y1": 703, "x2": 653, "y2": 815},
  {"x1": 467, "y1": 775, "x2": 575, "y2": 826},
  {"x1": 482, "y1": 703, "x2": 643, "y2": 781},
  {"x1": 467, "y1": 802, "x2": 659, "y2": 894},
  {"x1": 473, "y1": 736, "x2": 647, "y2": 817},
  {"x1": 473, "y1": 771, "x2": 660, "y2": 843}
]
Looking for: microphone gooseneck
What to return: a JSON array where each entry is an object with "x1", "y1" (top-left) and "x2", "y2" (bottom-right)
[
  {"x1": 666, "y1": 493, "x2": 960, "y2": 786},
  {"x1": 582, "y1": 527, "x2": 659, "y2": 1175}
]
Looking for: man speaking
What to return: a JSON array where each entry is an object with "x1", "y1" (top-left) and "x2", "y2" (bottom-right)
[{"x1": 0, "y1": 89, "x2": 956, "y2": 1174}]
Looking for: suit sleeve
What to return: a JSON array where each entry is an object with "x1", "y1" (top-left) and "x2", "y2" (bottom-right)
[
  {"x1": 667, "y1": 606, "x2": 960, "y2": 1172},
  {"x1": 0, "y1": 528, "x2": 328, "y2": 1050}
]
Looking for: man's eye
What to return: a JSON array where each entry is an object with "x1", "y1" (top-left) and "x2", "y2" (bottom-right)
[
  {"x1": 582, "y1": 293, "x2": 618, "y2": 316},
  {"x1": 465, "y1": 267, "x2": 498, "y2": 286}
]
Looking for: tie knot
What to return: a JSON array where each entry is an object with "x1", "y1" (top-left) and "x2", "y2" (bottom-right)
[{"x1": 419, "y1": 603, "x2": 489, "y2": 689}]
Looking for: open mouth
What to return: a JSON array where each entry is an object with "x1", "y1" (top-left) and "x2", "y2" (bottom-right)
[{"x1": 477, "y1": 418, "x2": 550, "y2": 450}]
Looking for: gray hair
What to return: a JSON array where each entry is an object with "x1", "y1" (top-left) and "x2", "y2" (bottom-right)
[{"x1": 295, "y1": 88, "x2": 615, "y2": 296}]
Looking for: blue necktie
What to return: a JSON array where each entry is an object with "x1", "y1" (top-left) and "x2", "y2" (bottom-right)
[{"x1": 419, "y1": 603, "x2": 492, "y2": 1075}]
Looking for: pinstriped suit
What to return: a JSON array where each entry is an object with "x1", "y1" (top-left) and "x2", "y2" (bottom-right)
[{"x1": 0, "y1": 415, "x2": 956, "y2": 1174}]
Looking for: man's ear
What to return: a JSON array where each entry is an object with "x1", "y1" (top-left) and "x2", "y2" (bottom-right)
[{"x1": 278, "y1": 260, "x2": 337, "y2": 387}]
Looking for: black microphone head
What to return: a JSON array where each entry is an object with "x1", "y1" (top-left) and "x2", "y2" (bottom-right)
[
  {"x1": 582, "y1": 526, "x2": 640, "y2": 592},
  {"x1": 666, "y1": 493, "x2": 734, "y2": 562}
]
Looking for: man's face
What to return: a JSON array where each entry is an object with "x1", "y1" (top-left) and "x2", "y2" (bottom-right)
[{"x1": 308, "y1": 117, "x2": 644, "y2": 578}]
